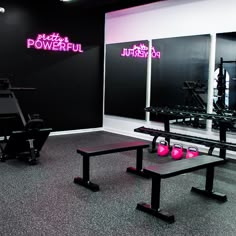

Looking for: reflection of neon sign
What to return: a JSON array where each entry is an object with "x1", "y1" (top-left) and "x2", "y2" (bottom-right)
[
  {"x1": 27, "y1": 32, "x2": 83, "y2": 53},
  {"x1": 121, "y1": 43, "x2": 160, "y2": 58}
]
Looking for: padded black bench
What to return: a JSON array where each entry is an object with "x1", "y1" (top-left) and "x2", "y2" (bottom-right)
[
  {"x1": 74, "y1": 141, "x2": 150, "y2": 191},
  {"x1": 136, "y1": 155, "x2": 227, "y2": 223}
]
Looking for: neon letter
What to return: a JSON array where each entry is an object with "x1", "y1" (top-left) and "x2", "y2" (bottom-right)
[
  {"x1": 34, "y1": 40, "x2": 43, "y2": 49},
  {"x1": 27, "y1": 39, "x2": 34, "y2": 48}
]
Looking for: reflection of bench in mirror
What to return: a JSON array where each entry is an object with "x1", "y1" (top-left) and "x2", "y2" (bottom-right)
[{"x1": 0, "y1": 128, "x2": 52, "y2": 165}]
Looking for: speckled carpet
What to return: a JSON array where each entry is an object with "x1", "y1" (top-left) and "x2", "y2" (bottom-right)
[{"x1": 0, "y1": 131, "x2": 235, "y2": 236}]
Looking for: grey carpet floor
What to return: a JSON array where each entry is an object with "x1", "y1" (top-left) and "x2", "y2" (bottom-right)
[{"x1": 0, "y1": 131, "x2": 235, "y2": 236}]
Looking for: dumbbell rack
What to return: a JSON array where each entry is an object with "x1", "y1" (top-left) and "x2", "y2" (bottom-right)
[
  {"x1": 145, "y1": 106, "x2": 236, "y2": 122},
  {"x1": 166, "y1": 105, "x2": 236, "y2": 129},
  {"x1": 135, "y1": 106, "x2": 236, "y2": 159}
]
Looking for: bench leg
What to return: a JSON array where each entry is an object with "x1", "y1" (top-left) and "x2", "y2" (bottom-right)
[
  {"x1": 137, "y1": 176, "x2": 175, "y2": 223},
  {"x1": 126, "y1": 148, "x2": 150, "y2": 178},
  {"x1": 74, "y1": 155, "x2": 100, "y2": 192},
  {"x1": 191, "y1": 166, "x2": 227, "y2": 202}
]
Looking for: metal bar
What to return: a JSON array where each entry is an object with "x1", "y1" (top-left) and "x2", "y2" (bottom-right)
[
  {"x1": 150, "y1": 136, "x2": 158, "y2": 152},
  {"x1": 136, "y1": 148, "x2": 143, "y2": 171},
  {"x1": 219, "y1": 121, "x2": 227, "y2": 159},
  {"x1": 134, "y1": 126, "x2": 236, "y2": 152},
  {"x1": 83, "y1": 155, "x2": 90, "y2": 182},
  {"x1": 164, "y1": 118, "x2": 170, "y2": 144},
  {"x1": 151, "y1": 176, "x2": 161, "y2": 210},
  {"x1": 222, "y1": 60, "x2": 236, "y2": 63},
  {"x1": 205, "y1": 166, "x2": 214, "y2": 192}
]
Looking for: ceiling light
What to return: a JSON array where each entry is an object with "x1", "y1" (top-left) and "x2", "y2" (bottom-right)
[{"x1": 0, "y1": 7, "x2": 5, "y2": 13}]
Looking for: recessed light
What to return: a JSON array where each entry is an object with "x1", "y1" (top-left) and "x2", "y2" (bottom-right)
[
  {"x1": 60, "y1": 0, "x2": 73, "y2": 2},
  {"x1": 0, "y1": 7, "x2": 5, "y2": 13}
]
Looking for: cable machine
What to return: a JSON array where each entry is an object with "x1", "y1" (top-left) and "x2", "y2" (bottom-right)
[{"x1": 215, "y1": 57, "x2": 236, "y2": 112}]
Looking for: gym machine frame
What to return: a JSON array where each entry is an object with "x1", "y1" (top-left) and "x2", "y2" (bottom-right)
[
  {"x1": 215, "y1": 57, "x2": 234, "y2": 110},
  {"x1": 0, "y1": 78, "x2": 52, "y2": 164},
  {"x1": 180, "y1": 57, "x2": 236, "y2": 127}
]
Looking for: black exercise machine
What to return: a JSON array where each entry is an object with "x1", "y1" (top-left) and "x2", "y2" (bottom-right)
[
  {"x1": 0, "y1": 78, "x2": 52, "y2": 165},
  {"x1": 180, "y1": 59, "x2": 236, "y2": 128},
  {"x1": 0, "y1": 77, "x2": 35, "y2": 127},
  {"x1": 0, "y1": 126, "x2": 52, "y2": 165},
  {"x1": 215, "y1": 57, "x2": 228, "y2": 111},
  {"x1": 183, "y1": 80, "x2": 207, "y2": 109}
]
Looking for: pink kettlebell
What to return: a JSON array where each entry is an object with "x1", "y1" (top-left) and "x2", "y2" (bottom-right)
[
  {"x1": 186, "y1": 146, "x2": 199, "y2": 159},
  {"x1": 157, "y1": 140, "x2": 169, "y2": 156},
  {"x1": 171, "y1": 144, "x2": 183, "y2": 160}
]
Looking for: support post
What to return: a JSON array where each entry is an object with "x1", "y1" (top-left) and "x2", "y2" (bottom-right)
[
  {"x1": 219, "y1": 121, "x2": 227, "y2": 159},
  {"x1": 136, "y1": 175, "x2": 175, "y2": 223},
  {"x1": 74, "y1": 155, "x2": 100, "y2": 192},
  {"x1": 164, "y1": 118, "x2": 170, "y2": 144},
  {"x1": 127, "y1": 148, "x2": 150, "y2": 178}
]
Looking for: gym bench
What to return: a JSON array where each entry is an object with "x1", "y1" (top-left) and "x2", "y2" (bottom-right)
[
  {"x1": 74, "y1": 141, "x2": 150, "y2": 191},
  {"x1": 136, "y1": 155, "x2": 227, "y2": 223}
]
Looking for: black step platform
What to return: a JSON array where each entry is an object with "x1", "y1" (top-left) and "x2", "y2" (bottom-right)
[
  {"x1": 74, "y1": 141, "x2": 150, "y2": 191},
  {"x1": 136, "y1": 155, "x2": 227, "y2": 223}
]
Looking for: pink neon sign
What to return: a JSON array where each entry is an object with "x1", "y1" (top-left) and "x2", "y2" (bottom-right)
[
  {"x1": 121, "y1": 43, "x2": 160, "y2": 59},
  {"x1": 27, "y1": 32, "x2": 83, "y2": 53}
]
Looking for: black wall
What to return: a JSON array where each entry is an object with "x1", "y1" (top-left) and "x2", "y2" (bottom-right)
[
  {"x1": 105, "y1": 41, "x2": 148, "y2": 120},
  {"x1": 0, "y1": 3, "x2": 104, "y2": 134}
]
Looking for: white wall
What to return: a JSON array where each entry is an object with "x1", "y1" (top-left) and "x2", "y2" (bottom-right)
[
  {"x1": 105, "y1": 0, "x2": 236, "y2": 43},
  {"x1": 103, "y1": 0, "x2": 236, "y2": 159}
]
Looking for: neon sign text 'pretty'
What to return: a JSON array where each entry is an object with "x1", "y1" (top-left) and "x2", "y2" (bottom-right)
[
  {"x1": 27, "y1": 32, "x2": 83, "y2": 53},
  {"x1": 121, "y1": 43, "x2": 160, "y2": 59}
]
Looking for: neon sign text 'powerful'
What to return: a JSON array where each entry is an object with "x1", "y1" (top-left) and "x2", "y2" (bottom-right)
[{"x1": 27, "y1": 32, "x2": 83, "y2": 53}]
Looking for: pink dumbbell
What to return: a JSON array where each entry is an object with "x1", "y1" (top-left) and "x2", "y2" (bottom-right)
[
  {"x1": 157, "y1": 140, "x2": 169, "y2": 156},
  {"x1": 171, "y1": 144, "x2": 183, "y2": 160},
  {"x1": 186, "y1": 146, "x2": 199, "y2": 159}
]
